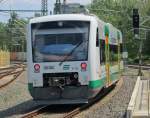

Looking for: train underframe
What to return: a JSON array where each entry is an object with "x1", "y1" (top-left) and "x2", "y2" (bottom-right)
[
  {"x1": 29, "y1": 85, "x2": 91, "y2": 104},
  {"x1": 28, "y1": 72, "x2": 104, "y2": 104},
  {"x1": 28, "y1": 69, "x2": 121, "y2": 105}
]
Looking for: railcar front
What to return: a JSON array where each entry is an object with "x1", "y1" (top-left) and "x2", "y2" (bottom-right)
[{"x1": 27, "y1": 14, "x2": 100, "y2": 104}]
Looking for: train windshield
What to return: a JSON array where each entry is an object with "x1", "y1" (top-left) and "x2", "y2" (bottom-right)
[{"x1": 32, "y1": 21, "x2": 90, "y2": 62}]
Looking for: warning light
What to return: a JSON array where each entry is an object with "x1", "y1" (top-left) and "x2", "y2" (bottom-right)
[
  {"x1": 34, "y1": 64, "x2": 40, "y2": 71},
  {"x1": 81, "y1": 62, "x2": 87, "y2": 71}
]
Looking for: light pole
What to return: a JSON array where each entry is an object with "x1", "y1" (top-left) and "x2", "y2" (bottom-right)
[
  {"x1": 136, "y1": 28, "x2": 150, "y2": 76},
  {"x1": 138, "y1": 34, "x2": 143, "y2": 76}
]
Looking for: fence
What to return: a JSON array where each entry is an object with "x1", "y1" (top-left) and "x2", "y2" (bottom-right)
[
  {"x1": 10, "y1": 52, "x2": 26, "y2": 61},
  {"x1": 0, "y1": 50, "x2": 10, "y2": 67}
]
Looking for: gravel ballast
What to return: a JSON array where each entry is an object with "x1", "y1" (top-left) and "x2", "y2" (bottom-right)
[
  {"x1": 75, "y1": 68, "x2": 138, "y2": 118},
  {"x1": 0, "y1": 71, "x2": 38, "y2": 118},
  {"x1": 0, "y1": 68, "x2": 147, "y2": 118}
]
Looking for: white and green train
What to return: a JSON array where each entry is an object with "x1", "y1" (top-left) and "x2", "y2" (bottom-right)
[{"x1": 27, "y1": 14, "x2": 123, "y2": 104}]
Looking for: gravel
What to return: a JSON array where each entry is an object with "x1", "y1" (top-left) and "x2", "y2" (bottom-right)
[
  {"x1": 0, "y1": 67, "x2": 148, "y2": 118},
  {"x1": 75, "y1": 68, "x2": 138, "y2": 118},
  {"x1": 0, "y1": 70, "x2": 38, "y2": 118}
]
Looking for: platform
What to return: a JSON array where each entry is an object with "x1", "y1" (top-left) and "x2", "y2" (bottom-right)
[{"x1": 127, "y1": 76, "x2": 150, "y2": 118}]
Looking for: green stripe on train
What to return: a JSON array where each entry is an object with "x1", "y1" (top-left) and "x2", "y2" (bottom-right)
[
  {"x1": 28, "y1": 83, "x2": 33, "y2": 92},
  {"x1": 89, "y1": 72, "x2": 120, "y2": 89},
  {"x1": 89, "y1": 79, "x2": 104, "y2": 89}
]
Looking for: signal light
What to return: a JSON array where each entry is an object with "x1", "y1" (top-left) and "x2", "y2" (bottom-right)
[
  {"x1": 133, "y1": 9, "x2": 139, "y2": 35},
  {"x1": 34, "y1": 64, "x2": 40, "y2": 71},
  {"x1": 81, "y1": 62, "x2": 87, "y2": 71}
]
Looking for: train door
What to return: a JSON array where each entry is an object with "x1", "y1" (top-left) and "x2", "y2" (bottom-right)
[
  {"x1": 97, "y1": 26, "x2": 110, "y2": 88},
  {"x1": 96, "y1": 28, "x2": 101, "y2": 79}
]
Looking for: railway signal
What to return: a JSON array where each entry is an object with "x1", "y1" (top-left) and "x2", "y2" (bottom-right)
[
  {"x1": 132, "y1": 9, "x2": 144, "y2": 76},
  {"x1": 133, "y1": 9, "x2": 139, "y2": 37}
]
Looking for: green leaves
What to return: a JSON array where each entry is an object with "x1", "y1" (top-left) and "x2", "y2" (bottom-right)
[
  {"x1": 89, "y1": 0, "x2": 150, "y2": 62},
  {"x1": 104, "y1": 25, "x2": 109, "y2": 36},
  {"x1": 0, "y1": 12, "x2": 27, "y2": 52}
]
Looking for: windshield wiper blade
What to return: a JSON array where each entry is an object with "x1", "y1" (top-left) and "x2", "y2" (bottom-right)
[{"x1": 59, "y1": 41, "x2": 83, "y2": 66}]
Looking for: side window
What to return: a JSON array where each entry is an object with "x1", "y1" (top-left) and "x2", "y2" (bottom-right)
[
  {"x1": 120, "y1": 43, "x2": 123, "y2": 59},
  {"x1": 110, "y1": 44, "x2": 118, "y2": 65},
  {"x1": 100, "y1": 40, "x2": 105, "y2": 64},
  {"x1": 96, "y1": 28, "x2": 99, "y2": 47}
]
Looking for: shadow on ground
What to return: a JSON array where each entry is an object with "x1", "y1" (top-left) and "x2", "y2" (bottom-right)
[
  {"x1": 0, "y1": 99, "x2": 37, "y2": 117},
  {"x1": 0, "y1": 99, "x2": 81, "y2": 118}
]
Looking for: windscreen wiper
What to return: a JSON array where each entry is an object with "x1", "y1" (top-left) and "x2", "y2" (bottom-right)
[{"x1": 59, "y1": 41, "x2": 83, "y2": 66}]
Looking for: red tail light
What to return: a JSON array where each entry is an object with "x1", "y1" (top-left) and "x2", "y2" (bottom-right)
[
  {"x1": 81, "y1": 62, "x2": 87, "y2": 71},
  {"x1": 34, "y1": 64, "x2": 40, "y2": 71}
]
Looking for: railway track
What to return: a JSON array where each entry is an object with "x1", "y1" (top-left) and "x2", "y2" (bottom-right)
[
  {"x1": 21, "y1": 78, "x2": 123, "y2": 118},
  {"x1": 127, "y1": 64, "x2": 150, "y2": 70},
  {"x1": 0, "y1": 64, "x2": 25, "y2": 89},
  {"x1": 21, "y1": 105, "x2": 50, "y2": 118},
  {"x1": 63, "y1": 78, "x2": 123, "y2": 118},
  {"x1": 0, "y1": 66, "x2": 15, "y2": 72}
]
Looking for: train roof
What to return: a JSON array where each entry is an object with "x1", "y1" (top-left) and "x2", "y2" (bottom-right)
[
  {"x1": 30, "y1": 14, "x2": 122, "y2": 43},
  {"x1": 30, "y1": 14, "x2": 98, "y2": 24}
]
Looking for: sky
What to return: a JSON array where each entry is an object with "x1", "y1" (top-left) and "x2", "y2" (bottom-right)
[{"x1": 0, "y1": 0, "x2": 92, "y2": 23}]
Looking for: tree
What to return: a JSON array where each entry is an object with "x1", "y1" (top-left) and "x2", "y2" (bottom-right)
[
  {"x1": 6, "y1": 12, "x2": 27, "y2": 52},
  {"x1": 88, "y1": 0, "x2": 150, "y2": 62}
]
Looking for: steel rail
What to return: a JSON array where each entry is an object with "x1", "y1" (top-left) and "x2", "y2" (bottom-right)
[
  {"x1": 0, "y1": 64, "x2": 25, "y2": 88},
  {"x1": 127, "y1": 64, "x2": 150, "y2": 70},
  {"x1": 0, "y1": 67, "x2": 23, "y2": 79},
  {"x1": 21, "y1": 78, "x2": 123, "y2": 118},
  {"x1": 0, "y1": 70, "x2": 23, "y2": 88},
  {"x1": 63, "y1": 78, "x2": 123, "y2": 118},
  {"x1": 21, "y1": 105, "x2": 50, "y2": 118},
  {"x1": 0, "y1": 65, "x2": 18, "y2": 71}
]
